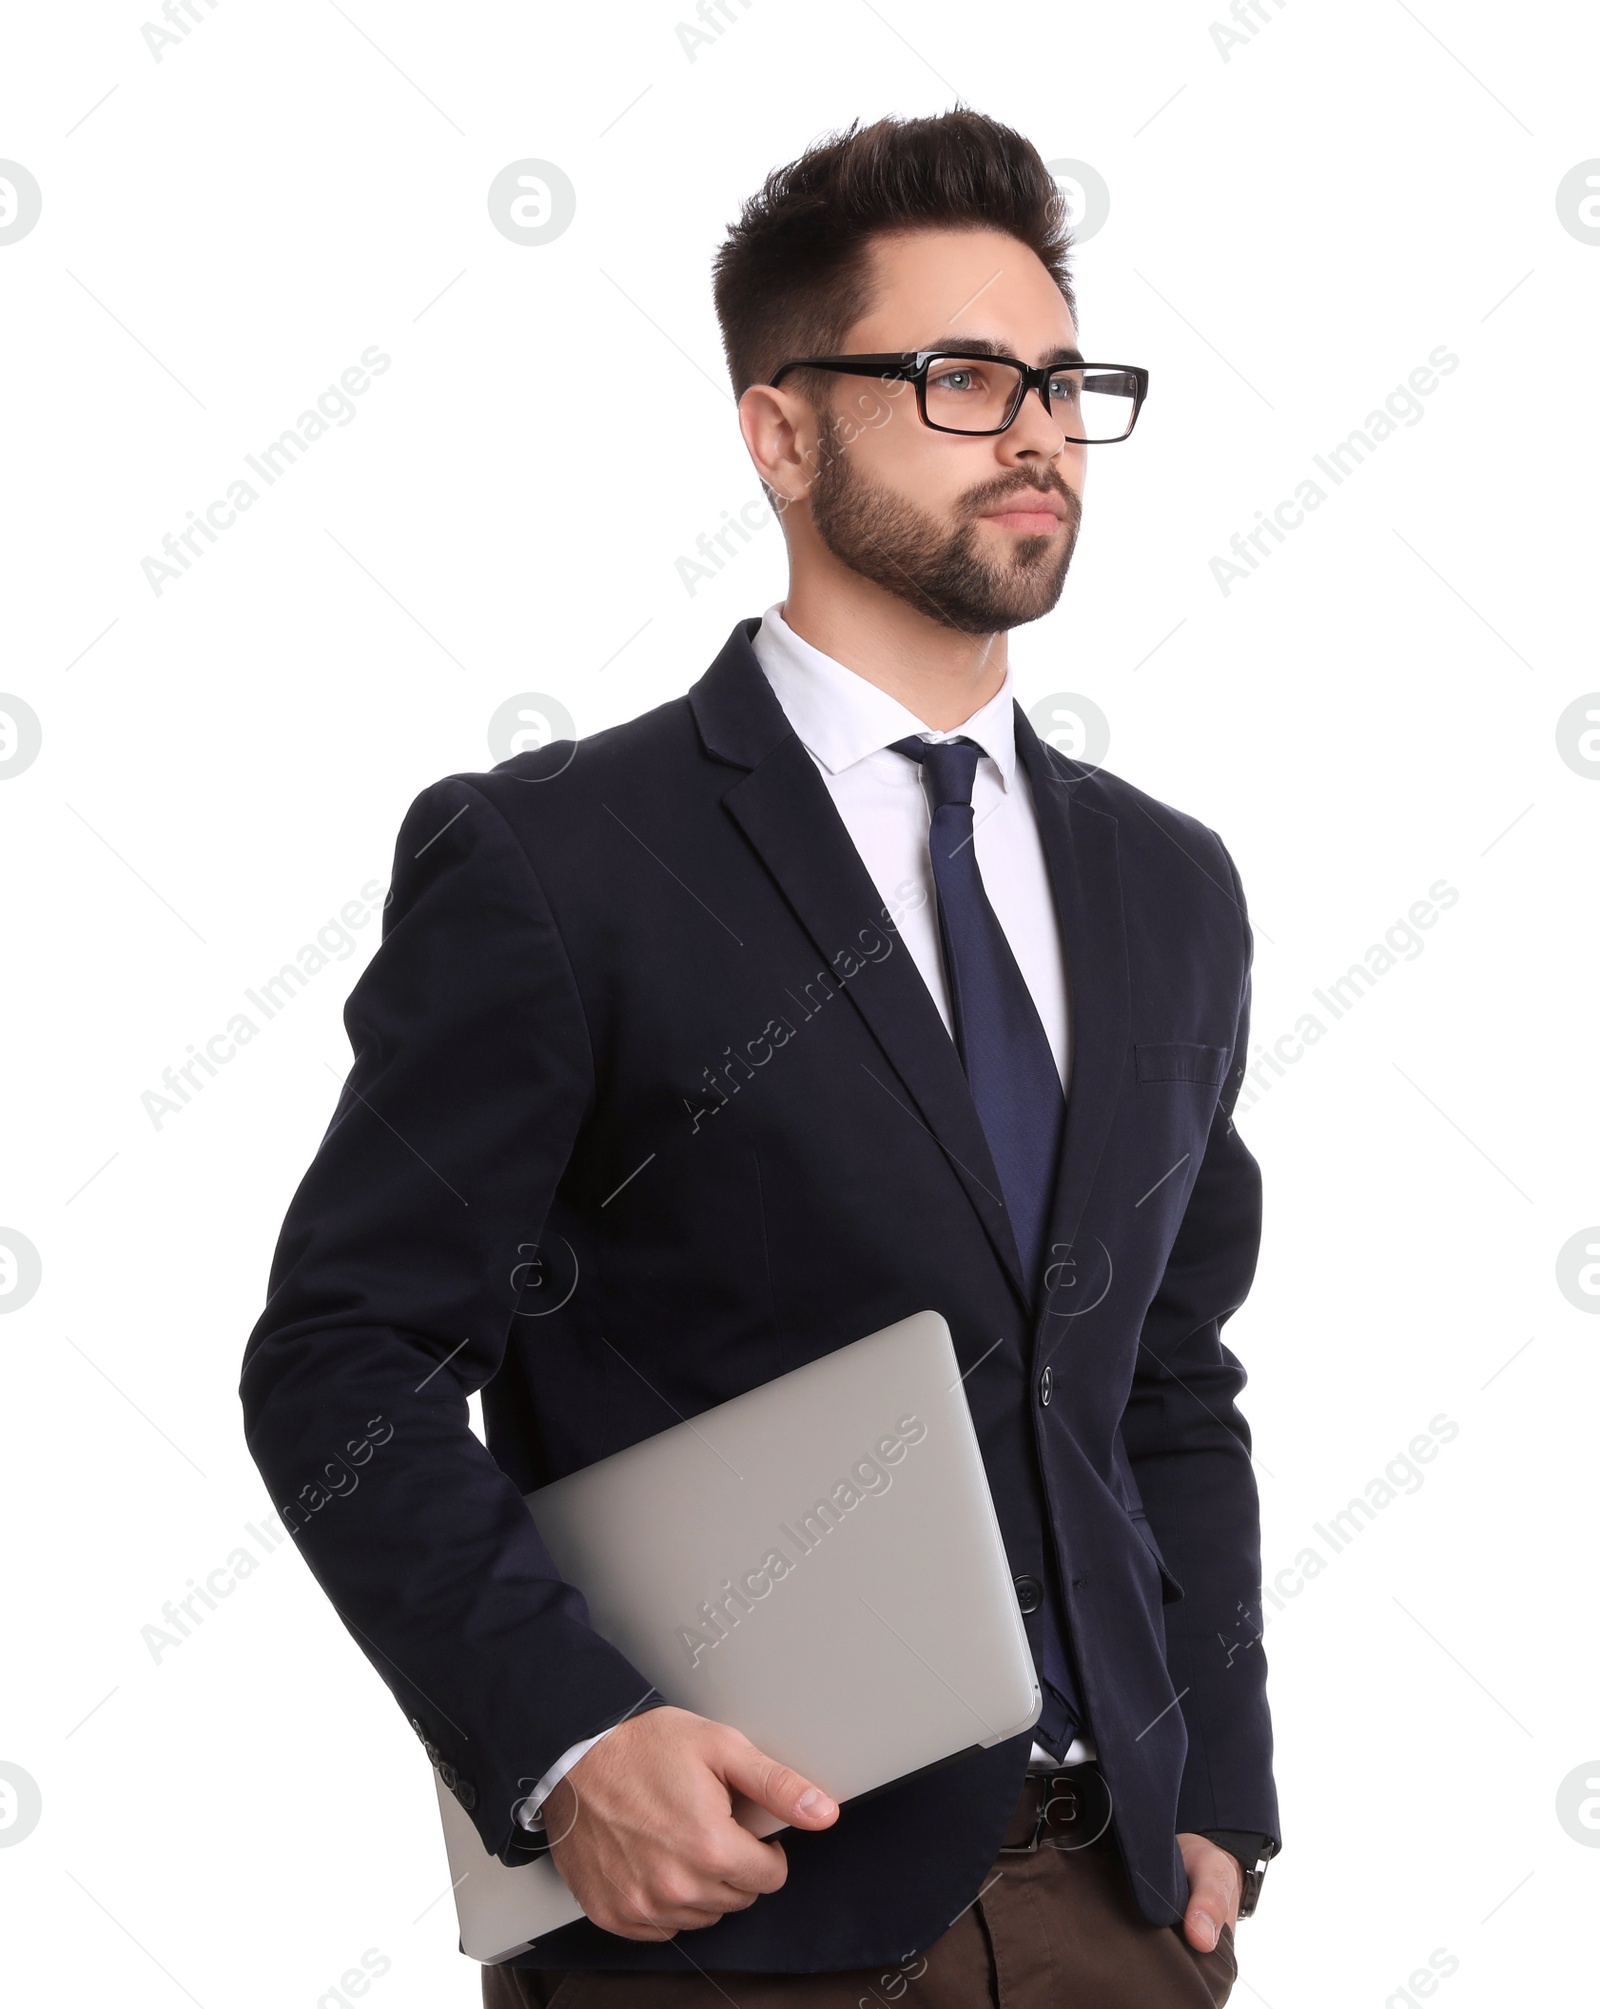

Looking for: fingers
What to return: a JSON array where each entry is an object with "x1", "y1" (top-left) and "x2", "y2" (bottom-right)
[
  {"x1": 592, "y1": 1844, "x2": 786, "y2": 1941},
  {"x1": 594, "y1": 1864, "x2": 723, "y2": 1942},
  {"x1": 717, "y1": 1734, "x2": 839, "y2": 1831},
  {"x1": 545, "y1": 1711, "x2": 835, "y2": 1940}
]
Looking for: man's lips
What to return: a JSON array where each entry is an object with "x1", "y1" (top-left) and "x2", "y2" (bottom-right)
[{"x1": 979, "y1": 490, "x2": 1069, "y2": 532}]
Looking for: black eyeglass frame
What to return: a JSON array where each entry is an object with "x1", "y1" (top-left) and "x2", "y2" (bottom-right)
[{"x1": 767, "y1": 350, "x2": 1150, "y2": 442}]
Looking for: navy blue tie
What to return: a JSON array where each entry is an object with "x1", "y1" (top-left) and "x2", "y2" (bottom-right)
[
  {"x1": 890, "y1": 736, "x2": 1066, "y2": 1292},
  {"x1": 891, "y1": 733, "x2": 1083, "y2": 1757}
]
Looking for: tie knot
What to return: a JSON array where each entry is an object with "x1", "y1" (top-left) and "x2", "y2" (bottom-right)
[{"x1": 890, "y1": 734, "x2": 983, "y2": 813}]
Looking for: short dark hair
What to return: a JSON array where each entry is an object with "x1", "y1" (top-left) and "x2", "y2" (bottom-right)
[{"x1": 711, "y1": 107, "x2": 1077, "y2": 405}]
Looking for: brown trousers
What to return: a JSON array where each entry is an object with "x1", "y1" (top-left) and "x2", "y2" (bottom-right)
[{"x1": 481, "y1": 1783, "x2": 1235, "y2": 2009}]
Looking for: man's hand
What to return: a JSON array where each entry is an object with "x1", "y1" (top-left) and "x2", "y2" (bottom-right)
[
  {"x1": 1177, "y1": 1832, "x2": 1241, "y2": 1952},
  {"x1": 543, "y1": 1706, "x2": 840, "y2": 1941}
]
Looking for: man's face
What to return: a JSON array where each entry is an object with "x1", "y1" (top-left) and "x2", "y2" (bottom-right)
[{"x1": 795, "y1": 227, "x2": 1087, "y2": 636}]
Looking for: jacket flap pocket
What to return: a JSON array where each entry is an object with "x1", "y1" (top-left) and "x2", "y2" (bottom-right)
[
  {"x1": 1131, "y1": 1512, "x2": 1185, "y2": 1604},
  {"x1": 1135, "y1": 1040, "x2": 1228, "y2": 1086}
]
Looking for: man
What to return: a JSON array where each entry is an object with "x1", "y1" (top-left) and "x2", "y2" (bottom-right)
[{"x1": 241, "y1": 107, "x2": 1279, "y2": 2007}]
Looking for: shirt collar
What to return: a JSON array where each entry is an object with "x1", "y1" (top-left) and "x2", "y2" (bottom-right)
[{"x1": 749, "y1": 600, "x2": 1018, "y2": 790}]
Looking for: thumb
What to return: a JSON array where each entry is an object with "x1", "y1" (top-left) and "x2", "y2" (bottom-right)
[
  {"x1": 1183, "y1": 1894, "x2": 1225, "y2": 1954},
  {"x1": 1177, "y1": 1832, "x2": 1241, "y2": 1952},
  {"x1": 716, "y1": 1737, "x2": 839, "y2": 1830},
  {"x1": 1182, "y1": 1863, "x2": 1234, "y2": 1952}
]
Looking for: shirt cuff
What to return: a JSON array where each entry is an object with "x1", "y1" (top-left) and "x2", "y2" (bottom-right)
[{"x1": 515, "y1": 1724, "x2": 622, "y2": 1831}]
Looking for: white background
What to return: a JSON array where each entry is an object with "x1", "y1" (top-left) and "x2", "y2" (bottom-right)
[{"x1": 2, "y1": 2, "x2": 1597, "y2": 2003}]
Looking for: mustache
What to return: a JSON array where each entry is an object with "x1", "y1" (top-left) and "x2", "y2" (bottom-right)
[{"x1": 966, "y1": 475, "x2": 1078, "y2": 519}]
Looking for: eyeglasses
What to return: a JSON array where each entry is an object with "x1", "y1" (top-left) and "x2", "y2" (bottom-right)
[{"x1": 767, "y1": 350, "x2": 1150, "y2": 443}]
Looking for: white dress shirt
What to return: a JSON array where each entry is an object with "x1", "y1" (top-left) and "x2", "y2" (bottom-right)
[
  {"x1": 514, "y1": 602, "x2": 1088, "y2": 1831},
  {"x1": 753, "y1": 600, "x2": 1072, "y2": 1091}
]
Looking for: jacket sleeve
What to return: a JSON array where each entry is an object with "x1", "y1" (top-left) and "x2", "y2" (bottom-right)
[
  {"x1": 238, "y1": 774, "x2": 663, "y2": 1866},
  {"x1": 1117, "y1": 841, "x2": 1280, "y2": 1850}
]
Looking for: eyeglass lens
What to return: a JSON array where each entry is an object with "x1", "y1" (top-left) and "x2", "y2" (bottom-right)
[{"x1": 924, "y1": 357, "x2": 1137, "y2": 439}]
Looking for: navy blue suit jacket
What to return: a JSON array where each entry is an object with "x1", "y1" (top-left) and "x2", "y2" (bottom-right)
[{"x1": 239, "y1": 616, "x2": 1278, "y2": 1972}]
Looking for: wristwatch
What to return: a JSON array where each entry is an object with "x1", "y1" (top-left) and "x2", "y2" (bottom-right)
[{"x1": 1200, "y1": 1830, "x2": 1275, "y2": 1919}]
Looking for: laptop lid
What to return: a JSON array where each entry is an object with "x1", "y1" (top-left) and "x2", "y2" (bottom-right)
[{"x1": 434, "y1": 1309, "x2": 1040, "y2": 1963}]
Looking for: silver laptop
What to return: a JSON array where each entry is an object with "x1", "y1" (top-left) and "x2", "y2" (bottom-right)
[{"x1": 432, "y1": 1309, "x2": 1041, "y2": 1964}]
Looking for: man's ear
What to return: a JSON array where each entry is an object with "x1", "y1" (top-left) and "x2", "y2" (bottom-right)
[{"x1": 738, "y1": 382, "x2": 815, "y2": 517}]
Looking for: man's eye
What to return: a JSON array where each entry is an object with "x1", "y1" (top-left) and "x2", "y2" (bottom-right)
[{"x1": 931, "y1": 369, "x2": 975, "y2": 393}]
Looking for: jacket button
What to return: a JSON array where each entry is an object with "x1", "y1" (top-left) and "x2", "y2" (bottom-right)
[
  {"x1": 455, "y1": 1778, "x2": 478, "y2": 1812},
  {"x1": 1039, "y1": 1366, "x2": 1052, "y2": 1406},
  {"x1": 1013, "y1": 1573, "x2": 1043, "y2": 1614}
]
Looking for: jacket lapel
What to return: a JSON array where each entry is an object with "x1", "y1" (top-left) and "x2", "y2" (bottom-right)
[
  {"x1": 1014, "y1": 713, "x2": 1132, "y2": 1351},
  {"x1": 691, "y1": 622, "x2": 1030, "y2": 1310}
]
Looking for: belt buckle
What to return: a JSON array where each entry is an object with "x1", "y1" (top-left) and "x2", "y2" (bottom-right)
[
  {"x1": 999, "y1": 1779, "x2": 1049, "y2": 1854},
  {"x1": 1005, "y1": 1763, "x2": 1113, "y2": 1854},
  {"x1": 1001, "y1": 1767, "x2": 1077, "y2": 1854}
]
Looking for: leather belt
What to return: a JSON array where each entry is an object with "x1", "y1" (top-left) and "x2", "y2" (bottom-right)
[{"x1": 1000, "y1": 1761, "x2": 1115, "y2": 1853}]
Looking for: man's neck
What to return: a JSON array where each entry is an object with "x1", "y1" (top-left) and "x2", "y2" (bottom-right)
[{"x1": 779, "y1": 576, "x2": 1008, "y2": 732}]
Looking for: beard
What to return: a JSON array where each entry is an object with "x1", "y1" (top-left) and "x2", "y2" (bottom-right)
[{"x1": 804, "y1": 410, "x2": 1082, "y2": 635}]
